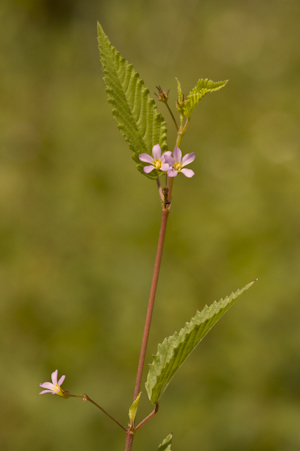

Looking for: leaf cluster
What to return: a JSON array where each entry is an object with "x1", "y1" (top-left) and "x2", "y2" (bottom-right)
[{"x1": 98, "y1": 23, "x2": 228, "y2": 179}]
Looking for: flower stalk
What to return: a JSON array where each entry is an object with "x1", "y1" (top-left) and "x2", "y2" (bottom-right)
[{"x1": 82, "y1": 394, "x2": 127, "y2": 432}]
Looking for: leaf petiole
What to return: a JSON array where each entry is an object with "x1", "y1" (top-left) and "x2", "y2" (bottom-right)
[{"x1": 134, "y1": 403, "x2": 159, "y2": 432}]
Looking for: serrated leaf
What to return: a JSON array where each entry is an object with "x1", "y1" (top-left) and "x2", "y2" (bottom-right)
[
  {"x1": 183, "y1": 78, "x2": 228, "y2": 117},
  {"x1": 158, "y1": 433, "x2": 172, "y2": 451},
  {"x1": 97, "y1": 23, "x2": 167, "y2": 177},
  {"x1": 146, "y1": 280, "x2": 256, "y2": 404},
  {"x1": 128, "y1": 392, "x2": 141, "y2": 424}
]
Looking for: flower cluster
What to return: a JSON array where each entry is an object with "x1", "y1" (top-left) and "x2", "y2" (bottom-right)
[
  {"x1": 39, "y1": 369, "x2": 70, "y2": 398},
  {"x1": 139, "y1": 144, "x2": 195, "y2": 178}
]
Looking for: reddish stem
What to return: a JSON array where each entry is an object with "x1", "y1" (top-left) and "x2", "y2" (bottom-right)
[
  {"x1": 133, "y1": 207, "x2": 169, "y2": 401},
  {"x1": 124, "y1": 206, "x2": 170, "y2": 451}
]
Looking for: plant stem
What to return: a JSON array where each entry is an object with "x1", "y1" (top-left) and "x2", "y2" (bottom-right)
[
  {"x1": 125, "y1": 205, "x2": 170, "y2": 451},
  {"x1": 133, "y1": 207, "x2": 169, "y2": 401},
  {"x1": 125, "y1": 431, "x2": 134, "y2": 451}
]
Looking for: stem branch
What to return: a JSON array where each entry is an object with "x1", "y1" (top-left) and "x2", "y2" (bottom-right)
[{"x1": 166, "y1": 103, "x2": 179, "y2": 130}]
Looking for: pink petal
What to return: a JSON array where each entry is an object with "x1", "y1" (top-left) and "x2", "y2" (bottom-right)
[
  {"x1": 39, "y1": 389, "x2": 52, "y2": 395},
  {"x1": 173, "y1": 147, "x2": 182, "y2": 162},
  {"x1": 182, "y1": 152, "x2": 195, "y2": 166},
  {"x1": 167, "y1": 168, "x2": 178, "y2": 177},
  {"x1": 58, "y1": 375, "x2": 66, "y2": 386},
  {"x1": 40, "y1": 382, "x2": 54, "y2": 390},
  {"x1": 160, "y1": 163, "x2": 170, "y2": 171},
  {"x1": 181, "y1": 168, "x2": 195, "y2": 178},
  {"x1": 152, "y1": 144, "x2": 162, "y2": 160},
  {"x1": 139, "y1": 153, "x2": 153, "y2": 164},
  {"x1": 161, "y1": 151, "x2": 172, "y2": 162},
  {"x1": 164, "y1": 154, "x2": 175, "y2": 165},
  {"x1": 51, "y1": 369, "x2": 58, "y2": 385},
  {"x1": 143, "y1": 165, "x2": 155, "y2": 173}
]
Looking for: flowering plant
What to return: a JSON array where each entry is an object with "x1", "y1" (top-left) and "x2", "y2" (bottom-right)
[
  {"x1": 39, "y1": 23, "x2": 256, "y2": 451},
  {"x1": 39, "y1": 369, "x2": 69, "y2": 398}
]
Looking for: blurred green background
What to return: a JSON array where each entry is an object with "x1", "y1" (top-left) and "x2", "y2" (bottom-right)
[{"x1": 1, "y1": 0, "x2": 300, "y2": 450}]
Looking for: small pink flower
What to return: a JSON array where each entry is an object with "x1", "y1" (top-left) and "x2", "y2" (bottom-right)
[
  {"x1": 139, "y1": 144, "x2": 171, "y2": 174},
  {"x1": 39, "y1": 369, "x2": 70, "y2": 398},
  {"x1": 165, "y1": 146, "x2": 195, "y2": 178}
]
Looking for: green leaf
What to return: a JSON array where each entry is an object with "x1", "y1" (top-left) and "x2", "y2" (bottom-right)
[
  {"x1": 97, "y1": 23, "x2": 167, "y2": 178},
  {"x1": 146, "y1": 280, "x2": 256, "y2": 404},
  {"x1": 128, "y1": 392, "x2": 141, "y2": 425},
  {"x1": 158, "y1": 433, "x2": 172, "y2": 451},
  {"x1": 183, "y1": 78, "x2": 228, "y2": 117}
]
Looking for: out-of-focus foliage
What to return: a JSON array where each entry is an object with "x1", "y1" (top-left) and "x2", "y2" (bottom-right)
[{"x1": 1, "y1": 0, "x2": 300, "y2": 450}]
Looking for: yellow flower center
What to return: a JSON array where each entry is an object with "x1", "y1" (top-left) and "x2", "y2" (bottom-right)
[
  {"x1": 153, "y1": 159, "x2": 162, "y2": 169},
  {"x1": 54, "y1": 384, "x2": 64, "y2": 396},
  {"x1": 174, "y1": 162, "x2": 183, "y2": 171}
]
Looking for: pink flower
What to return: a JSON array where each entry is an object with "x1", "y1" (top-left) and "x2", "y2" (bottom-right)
[
  {"x1": 39, "y1": 369, "x2": 70, "y2": 398},
  {"x1": 139, "y1": 144, "x2": 171, "y2": 174},
  {"x1": 165, "y1": 147, "x2": 195, "y2": 178}
]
